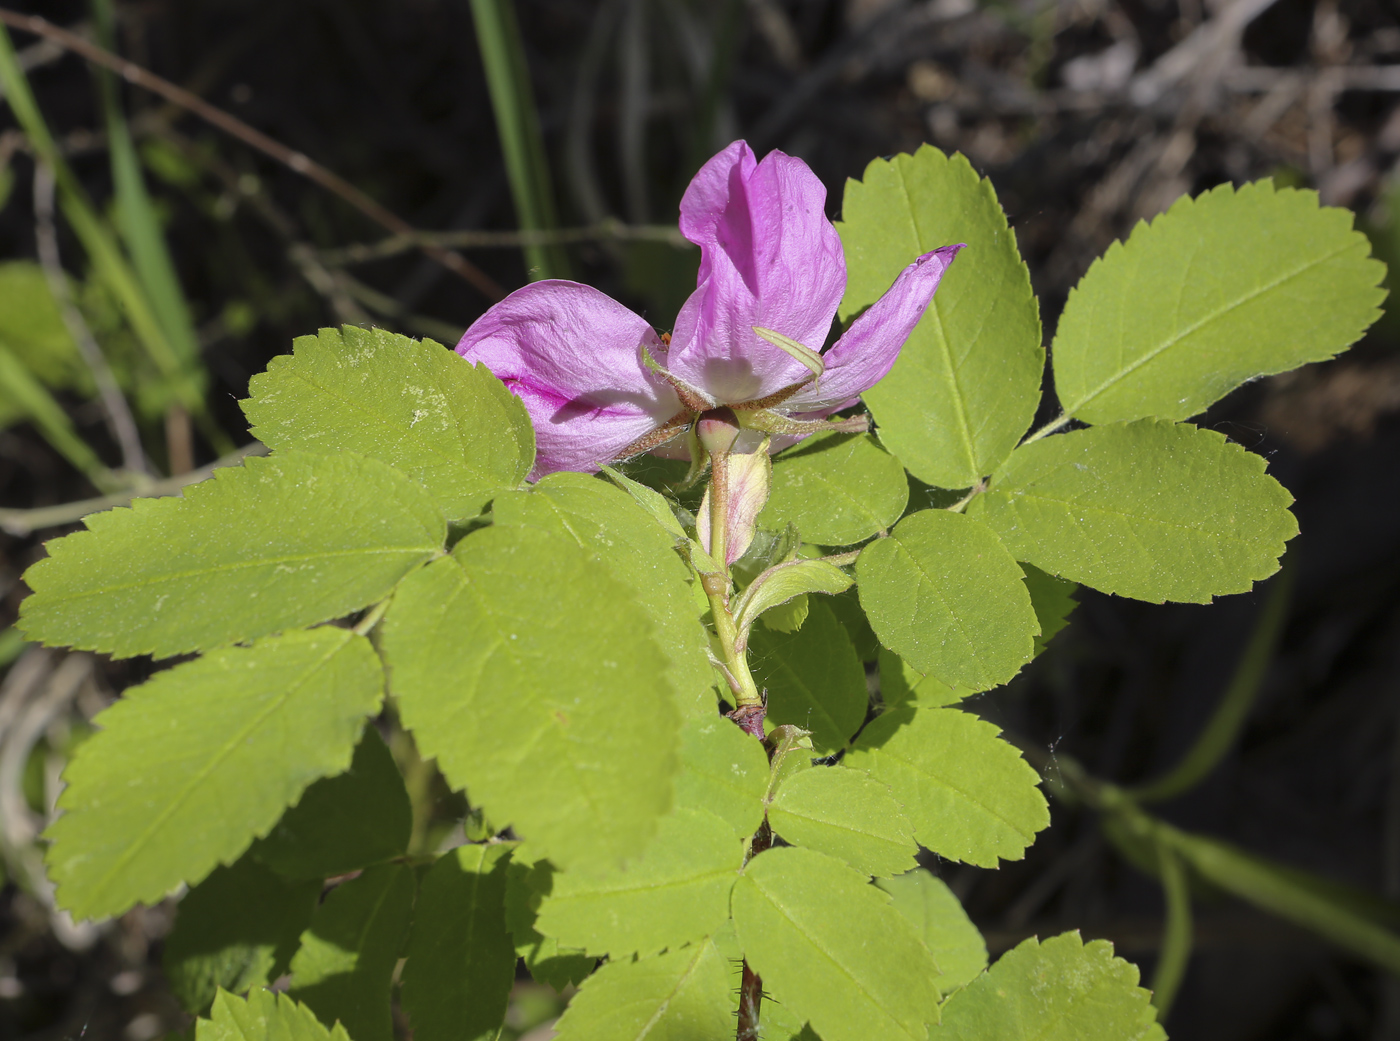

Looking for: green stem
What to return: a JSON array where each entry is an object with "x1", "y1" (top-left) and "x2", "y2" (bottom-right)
[
  {"x1": 1132, "y1": 559, "x2": 1293, "y2": 802},
  {"x1": 701, "y1": 452, "x2": 762, "y2": 709},
  {"x1": 1151, "y1": 842, "x2": 1192, "y2": 1017}
]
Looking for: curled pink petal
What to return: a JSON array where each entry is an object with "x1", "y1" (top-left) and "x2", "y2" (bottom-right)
[
  {"x1": 784, "y1": 245, "x2": 964, "y2": 413},
  {"x1": 456, "y1": 280, "x2": 682, "y2": 478},
  {"x1": 669, "y1": 143, "x2": 847, "y2": 405}
]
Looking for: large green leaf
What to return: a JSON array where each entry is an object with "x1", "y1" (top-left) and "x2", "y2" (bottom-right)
[
  {"x1": 245, "y1": 326, "x2": 534, "y2": 519},
  {"x1": 46, "y1": 628, "x2": 383, "y2": 920},
  {"x1": 494, "y1": 472, "x2": 713, "y2": 717},
  {"x1": 535, "y1": 808, "x2": 744, "y2": 957},
  {"x1": 164, "y1": 854, "x2": 320, "y2": 1013},
  {"x1": 877, "y1": 870, "x2": 987, "y2": 993},
  {"x1": 19, "y1": 452, "x2": 444, "y2": 659},
  {"x1": 288, "y1": 863, "x2": 417, "y2": 1041},
  {"x1": 931, "y1": 932, "x2": 1165, "y2": 1041},
  {"x1": 857, "y1": 509, "x2": 1037, "y2": 690},
  {"x1": 878, "y1": 648, "x2": 966, "y2": 710},
  {"x1": 838, "y1": 146, "x2": 1043, "y2": 489},
  {"x1": 733, "y1": 846, "x2": 943, "y2": 1041},
  {"x1": 401, "y1": 843, "x2": 516, "y2": 1041},
  {"x1": 767, "y1": 765, "x2": 917, "y2": 878},
  {"x1": 553, "y1": 939, "x2": 734, "y2": 1041},
  {"x1": 381, "y1": 524, "x2": 680, "y2": 868},
  {"x1": 674, "y1": 716, "x2": 770, "y2": 841},
  {"x1": 251, "y1": 727, "x2": 411, "y2": 880},
  {"x1": 1053, "y1": 181, "x2": 1385, "y2": 426},
  {"x1": 748, "y1": 599, "x2": 867, "y2": 754},
  {"x1": 504, "y1": 850, "x2": 596, "y2": 990},
  {"x1": 198, "y1": 989, "x2": 351, "y2": 1041},
  {"x1": 764, "y1": 433, "x2": 909, "y2": 545},
  {"x1": 967, "y1": 420, "x2": 1298, "y2": 603},
  {"x1": 847, "y1": 707, "x2": 1048, "y2": 867}
]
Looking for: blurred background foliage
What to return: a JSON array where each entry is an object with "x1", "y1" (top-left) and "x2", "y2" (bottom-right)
[{"x1": 0, "y1": 0, "x2": 1398, "y2": 1039}]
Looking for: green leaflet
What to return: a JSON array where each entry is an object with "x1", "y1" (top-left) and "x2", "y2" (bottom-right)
[
  {"x1": 1025, "y1": 563, "x2": 1078, "y2": 657},
  {"x1": 553, "y1": 939, "x2": 734, "y2": 1041},
  {"x1": 0, "y1": 261, "x2": 85, "y2": 399},
  {"x1": 838, "y1": 146, "x2": 1043, "y2": 489},
  {"x1": 877, "y1": 869, "x2": 987, "y2": 993},
  {"x1": 733, "y1": 846, "x2": 943, "y2": 1041},
  {"x1": 504, "y1": 851, "x2": 596, "y2": 989},
  {"x1": 401, "y1": 844, "x2": 516, "y2": 1041},
  {"x1": 535, "y1": 808, "x2": 745, "y2": 957},
  {"x1": 288, "y1": 863, "x2": 417, "y2": 1041},
  {"x1": 931, "y1": 932, "x2": 1165, "y2": 1041},
  {"x1": 748, "y1": 599, "x2": 867, "y2": 754},
  {"x1": 857, "y1": 509, "x2": 1038, "y2": 691},
  {"x1": 494, "y1": 472, "x2": 713, "y2": 717},
  {"x1": 197, "y1": 989, "x2": 351, "y2": 1041},
  {"x1": 245, "y1": 326, "x2": 534, "y2": 519},
  {"x1": 764, "y1": 433, "x2": 909, "y2": 545},
  {"x1": 968, "y1": 420, "x2": 1298, "y2": 604},
  {"x1": 827, "y1": 588, "x2": 880, "y2": 662},
  {"x1": 734, "y1": 558, "x2": 852, "y2": 637},
  {"x1": 1054, "y1": 181, "x2": 1385, "y2": 426},
  {"x1": 766, "y1": 765, "x2": 918, "y2": 878},
  {"x1": 163, "y1": 854, "x2": 320, "y2": 1013},
  {"x1": 762, "y1": 594, "x2": 810, "y2": 633},
  {"x1": 19, "y1": 452, "x2": 445, "y2": 659},
  {"x1": 46, "y1": 628, "x2": 383, "y2": 920},
  {"x1": 674, "y1": 716, "x2": 770, "y2": 841},
  {"x1": 250, "y1": 727, "x2": 411, "y2": 881},
  {"x1": 601, "y1": 464, "x2": 688, "y2": 540},
  {"x1": 847, "y1": 707, "x2": 1048, "y2": 867},
  {"x1": 878, "y1": 648, "x2": 966, "y2": 710},
  {"x1": 381, "y1": 524, "x2": 680, "y2": 869}
]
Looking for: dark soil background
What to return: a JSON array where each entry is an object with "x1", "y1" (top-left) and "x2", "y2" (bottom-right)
[{"x1": 1, "y1": 0, "x2": 1399, "y2": 1039}]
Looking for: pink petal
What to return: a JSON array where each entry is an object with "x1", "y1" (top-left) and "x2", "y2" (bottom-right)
[
  {"x1": 456, "y1": 280, "x2": 682, "y2": 478},
  {"x1": 668, "y1": 143, "x2": 847, "y2": 405},
  {"x1": 784, "y1": 245, "x2": 964, "y2": 413}
]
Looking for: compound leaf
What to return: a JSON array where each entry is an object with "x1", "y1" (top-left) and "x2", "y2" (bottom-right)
[
  {"x1": 764, "y1": 433, "x2": 909, "y2": 545},
  {"x1": 245, "y1": 326, "x2": 533, "y2": 519},
  {"x1": 931, "y1": 932, "x2": 1165, "y2": 1041},
  {"x1": 381, "y1": 524, "x2": 680, "y2": 869},
  {"x1": 1054, "y1": 181, "x2": 1385, "y2": 426},
  {"x1": 838, "y1": 146, "x2": 1043, "y2": 489},
  {"x1": 674, "y1": 716, "x2": 770, "y2": 841},
  {"x1": 767, "y1": 765, "x2": 917, "y2": 878},
  {"x1": 535, "y1": 808, "x2": 744, "y2": 958},
  {"x1": 857, "y1": 509, "x2": 1037, "y2": 691},
  {"x1": 401, "y1": 843, "x2": 516, "y2": 1041},
  {"x1": 967, "y1": 420, "x2": 1298, "y2": 604},
  {"x1": 20, "y1": 451, "x2": 444, "y2": 659},
  {"x1": 494, "y1": 472, "x2": 713, "y2": 717},
  {"x1": 748, "y1": 599, "x2": 867, "y2": 754},
  {"x1": 877, "y1": 870, "x2": 987, "y2": 993},
  {"x1": 46, "y1": 627, "x2": 383, "y2": 920},
  {"x1": 198, "y1": 989, "x2": 351, "y2": 1041},
  {"x1": 847, "y1": 707, "x2": 1048, "y2": 867},
  {"x1": 164, "y1": 853, "x2": 320, "y2": 1013},
  {"x1": 288, "y1": 863, "x2": 416, "y2": 1041},
  {"x1": 251, "y1": 727, "x2": 411, "y2": 880},
  {"x1": 733, "y1": 846, "x2": 943, "y2": 1041},
  {"x1": 553, "y1": 939, "x2": 734, "y2": 1041}
]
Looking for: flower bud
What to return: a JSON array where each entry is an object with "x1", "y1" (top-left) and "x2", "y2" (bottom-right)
[{"x1": 696, "y1": 407, "x2": 741, "y2": 458}]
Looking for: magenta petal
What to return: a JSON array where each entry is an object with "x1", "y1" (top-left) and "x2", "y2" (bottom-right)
[
  {"x1": 455, "y1": 280, "x2": 682, "y2": 478},
  {"x1": 669, "y1": 143, "x2": 847, "y2": 405},
  {"x1": 784, "y1": 245, "x2": 964, "y2": 413}
]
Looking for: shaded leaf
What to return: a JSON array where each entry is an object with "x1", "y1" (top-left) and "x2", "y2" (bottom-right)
[
  {"x1": 381, "y1": 525, "x2": 679, "y2": 868},
  {"x1": 847, "y1": 707, "x2": 1048, "y2": 867},
  {"x1": 1054, "y1": 181, "x2": 1384, "y2": 426},
  {"x1": 877, "y1": 869, "x2": 987, "y2": 992},
  {"x1": 401, "y1": 844, "x2": 516, "y2": 1041},
  {"x1": 877, "y1": 648, "x2": 966, "y2": 710},
  {"x1": 1024, "y1": 563, "x2": 1077, "y2": 657},
  {"x1": 838, "y1": 146, "x2": 1043, "y2": 489},
  {"x1": 197, "y1": 989, "x2": 351, "y2": 1041},
  {"x1": 46, "y1": 628, "x2": 383, "y2": 920},
  {"x1": 764, "y1": 433, "x2": 909, "y2": 545},
  {"x1": 288, "y1": 863, "x2": 417, "y2": 1041},
  {"x1": 245, "y1": 326, "x2": 533, "y2": 519},
  {"x1": 968, "y1": 420, "x2": 1298, "y2": 603},
  {"x1": 20, "y1": 452, "x2": 444, "y2": 659},
  {"x1": 767, "y1": 765, "x2": 917, "y2": 877},
  {"x1": 857, "y1": 509, "x2": 1037, "y2": 690},
  {"x1": 504, "y1": 851, "x2": 595, "y2": 990}
]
